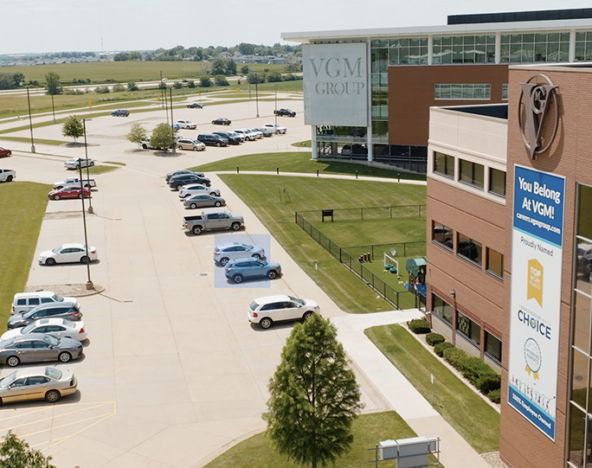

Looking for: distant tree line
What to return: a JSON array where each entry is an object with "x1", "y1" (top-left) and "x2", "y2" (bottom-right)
[{"x1": 0, "y1": 72, "x2": 25, "y2": 90}]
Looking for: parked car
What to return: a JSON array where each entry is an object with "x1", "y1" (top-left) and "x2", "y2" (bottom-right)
[
  {"x1": 341, "y1": 144, "x2": 368, "y2": 156},
  {"x1": 53, "y1": 177, "x2": 96, "y2": 190},
  {"x1": 0, "y1": 334, "x2": 83, "y2": 367},
  {"x1": 176, "y1": 120, "x2": 197, "y2": 129},
  {"x1": 178, "y1": 184, "x2": 220, "y2": 198},
  {"x1": 225, "y1": 258, "x2": 282, "y2": 284},
  {"x1": 48, "y1": 186, "x2": 90, "y2": 200},
  {"x1": 197, "y1": 134, "x2": 228, "y2": 147},
  {"x1": 183, "y1": 209, "x2": 244, "y2": 235},
  {"x1": 176, "y1": 139, "x2": 206, "y2": 151},
  {"x1": 169, "y1": 173, "x2": 211, "y2": 190},
  {"x1": 213, "y1": 242, "x2": 265, "y2": 266},
  {"x1": 166, "y1": 169, "x2": 204, "y2": 182},
  {"x1": 274, "y1": 108, "x2": 296, "y2": 117},
  {"x1": 256, "y1": 127, "x2": 274, "y2": 137},
  {"x1": 0, "y1": 147, "x2": 12, "y2": 157},
  {"x1": 187, "y1": 102, "x2": 204, "y2": 109},
  {"x1": 11, "y1": 291, "x2": 79, "y2": 316},
  {"x1": 141, "y1": 140, "x2": 175, "y2": 150},
  {"x1": 230, "y1": 130, "x2": 246, "y2": 142},
  {"x1": 0, "y1": 169, "x2": 15, "y2": 182},
  {"x1": 64, "y1": 158, "x2": 94, "y2": 170},
  {"x1": 183, "y1": 194, "x2": 226, "y2": 209},
  {"x1": 246, "y1": 129, "x2": 262, "y2": 139},
  {"x1": 248, "y1": 295, "x2": 319, "y2": 329},
  {"x1": 111, "y1": 109, "x2": 129, "y2": 117},
  {"x1": 1, "y1": 318, "x2": 87, "y2": 342},
  {"x1": 38, "y1": 243, "x2": 98, "y2": 265},
  {"x1": 233, "y1": 129, "x2": 256, "y2": 141},
  {"x1": 0, "y1": 367, "x2": 78, "y2": 404},
  {"x1": 7, "y1": 303, "x2": 82, "y2": 330},
  {"x1": 212, "y1": 118, "x2": 231, "y2": 126},
  {"x1": 263, "y1": 123, "x2": 287, "y2": 134},
  {"x1": 213, "y1": 131, "x2": 241, "y2": 145}
]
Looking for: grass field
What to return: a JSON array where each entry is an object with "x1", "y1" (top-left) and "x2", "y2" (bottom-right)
[
  {"x1": 194, "y1": 152, "x2": 426, "y2": 181},
  {"x1": 218, "y1": 175, "x2": 426, "y2": 313},
  {"x1": 203, "y1": 411, "x2": 442, "y2": 468},
  {"x1": 365, "y1": 325, "x2": 500, "y2": 453},
  {"x1": 0, "y1": 182, "x2": 50, "y2": 328}
]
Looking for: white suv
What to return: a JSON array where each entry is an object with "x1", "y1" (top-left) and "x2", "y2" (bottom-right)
[
  {"x1": 178, "y1": 184, "x2": 220, "y2": 198},
  {"x1": 12, "y1": 291, "x2": 80, "y2": 315},
  {"x1": 64, "y1": 158, "x2": 94, "y2": 170},
  {"x1": 176, "y1": 120, "x2": 197, "y2": 129},
  {"x1": 248, "y1": 295, "x2": 320, "y2": 329}
]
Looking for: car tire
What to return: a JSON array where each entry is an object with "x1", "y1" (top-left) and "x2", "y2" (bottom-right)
[
  {"x1": 302, "y1": 311, "x2": 313, "y2": 321},
  {"x1": 231, "y1": 223, "x2": 241, "y2": 231},
  {"x1": 190, "y1": 203, "x2": 197, "y2": 209},
  {"x1": 6, "y1": 356, "x2": 19, "y2": 367},
  {"x1": 260, "y1": 317, "x2": 272, "y2": 329},
  {"x1": 46, "y1": 258, "x2": 56, "y2": 266},
  {"x1": 214, "y1": 201, "x2": 222, "y2": 207},
  {"x1": 6, "y1": 175, "x2": 12, "y2": 182},
  {"x1": 90, "y1": 162, "x2": 94, "y2": 167},
  {"x1": 78, "y1": 194, "x2": 83, "y2": 199},
  {"x1": 176, "y1": 184, "x2": 183, "y2": 191},
  {"x1": 220, "y1": 258, "x2": 229, "y2": 266},
  {"x1": 193, "y1": 147, "x2": 198, "y2": 151},
  {"x1": 58, "y1": 352, "x2": 72, "y2": 363},
  {"x1": 53, "y1": 195, "x2": 60, "y2": 200},
  {"x1": 268, "y1": 270, "x2": 278, "y2": 280},
  {"x1": 142, "y1": 144, "x2": 148, "y2": 149},
  {"x1": 45, "y1": 390, "x2": 61, "y2": 403},
  {"x1": 192, "y1": 226, "x2": 202, "y2": 235},
  {"x1": 80, "y1": 256, "x2": 90, "y2": 264},
  {"x1": 252, "y1": 254, "x2": 261, "y2": 259},
  {"x1": 216, "y1": 142, "x2": 221, "y2": 147},
  {"x1": 233, "y1": 274, "x2": 243, "y2": 284}
]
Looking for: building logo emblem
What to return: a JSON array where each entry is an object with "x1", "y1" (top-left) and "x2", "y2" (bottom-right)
[{"x1": 518, "y1": 74, "x2": 559, "y2": 160}]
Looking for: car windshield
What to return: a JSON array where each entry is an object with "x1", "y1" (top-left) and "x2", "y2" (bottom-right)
[
  {"x1": 45, "y1": 367, "x2": 62, "y2": 380},
  {"x1": 249, "y1": 301, "x2": 259, "y2": 311},
  {"x1": 0, "y1": 372, "x2": 17, "y2": 388},
  {"x1": 51, "y1": 246, "x2": 63, "y2": 253},
  {"x1": 21, "y1": 323, "x2": 37, "y2": 334},
  {"x1": 289, "y1": 297, "x2": 305, "y2": 306},
  {"x1": 53, "y1": 294, "x2": 65, "y2": 302},
  {"x1": 43, "y1": 335, "x2": 59, "y2": 346},
  {"x1": 63, "y1": 320, "x2": 75, "y2": 327}
]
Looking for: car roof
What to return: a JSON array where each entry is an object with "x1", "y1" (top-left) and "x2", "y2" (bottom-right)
[
  {"x1": 229, "y1": 257, "x2": 262, "y2": 265},
  {"x1": 10, "y1": 333, "x2": 52, "y2": 342},
  {"x1": 218, "y1": 242, "x2": 248, "y2": 249},
  {"x1": 57, "y1": 243, "x2": 86, "y2": 249},
  {"x1": 14, "y1": 291, "x2": 56, "y2": 299},
  {"x1": 253, "y1": 295, "x2": 291, "y2": 305},
  {"x1": 26, "y1": 302, "x2": 78, "y2": 313},
  {"x1": 6, "y1": 367, "x2": 59, "y2": 379},
  {"x1": 33, "y1": 318, "x2": 69, "y2": 326}
]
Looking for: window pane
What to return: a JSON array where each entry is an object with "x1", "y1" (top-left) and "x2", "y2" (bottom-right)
[
  {"x1": 432, "y1": 294, "x2": 453, "y2": 325},
  {"x1": 576, "y1": 239, "x2": 592, "y2": 296},
  {"x1": 489, "y1": 168, "x2": 506, "y2": 197},
  {"x1": 432, "y1": 221, "x2": 453, "y2": 246},
  {"x1": 457, "y1": 311, "x2": 481, "y2": 345},
  {"x1": 434, "y1": 152, "x2": 454, "y2": 178},
  {"x1": 473, "y1": 163, "x2": 484, "y2": 188},
  {"x1": 457, "y1": 233, "x2": 482, "y2": 265},
  {"x1": 578, "y1": 185, "x2": 592, "y2": 240},
  {"x1": 574, "y1": 292, "x2": 592, "y2": 353},
  {"x1": 568, "y1": 404, "x2": 586, "y2": 468},
  {"x1": 460, "y1": 160, "x2": 473, "y2": 184},
  {"x1": 486, "y1": 248, "x2": 504, "y2": 278},
  {"x1": 485, "y1": 332, "x2": 502, "y2": 361},
  {"x1": 572, "y1": 349, "x2": 589, "y2": 407}
]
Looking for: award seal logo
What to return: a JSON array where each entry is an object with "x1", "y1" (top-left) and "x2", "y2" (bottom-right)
[{"x1": 524, "y1": 337, "x2": 542, "y2": 380}]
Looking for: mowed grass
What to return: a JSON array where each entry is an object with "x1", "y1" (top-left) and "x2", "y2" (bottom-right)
[
  {"x1": 203, "y1": 411, "x2": 442, "y2": 468},
  {"x1": 218, "y1": 175, "x2": 426, "y2": 313},
  {"x1": 195, "y1": 152, "x2": 426, "y2": 181},
  {"x1": 365, "y1": 325, "x2": 500, "y2": 453},
  {"x1": 0, "y1": 182, "x2": 50, "y2": 327}
]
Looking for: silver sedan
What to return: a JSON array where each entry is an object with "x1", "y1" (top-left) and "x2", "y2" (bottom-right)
[
  {"x1": 0, "y1": 367, "x2": 77, "y2": 404},
  {"x1": 183, "y1": 194, "x2": 226, "y2": 209},
  {"x1": 0, "y1": 334, "x2": 83, "y2": 367}
]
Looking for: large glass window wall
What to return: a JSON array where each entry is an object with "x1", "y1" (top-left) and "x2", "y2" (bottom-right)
[
  {"x1": 575, "y1": 32, "x2": 592, "y2": 62},
  {"x1": 387, "y1": 37, "x2": 428, "y2": 65},
  {"x1": 501, "y1": 32, "x2": 570, "y2": 63},
  {"x1": 433, "y1": 35, "x2": 495, "y2": 64}
]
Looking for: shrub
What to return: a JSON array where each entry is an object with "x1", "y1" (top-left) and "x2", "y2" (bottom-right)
[
  {"x1": 426, "y1": 333, "x2": 445, "y2": 346},
  {"x1": 187, "y1": 80, "x2": 196, "y2": 88},
  {"x1": 95, "y1": 86, "x2": 110, "y2": 94},
  {"x1": 127, "y1": 81, "x2": 139, "y2": 91},
  {"x1": 200, "y1": 76, "x2": 212, "y2": 88},
  {"x1": 214, "y1": 75, "x2": 229, "y2": 86},
  {"x1": 407, "y1": 318, "x2": 431, "y2": 334},
  {"x1": 488, "y1": 389, "x2": 501, "y2": 404},
  {"x1": 112, "y1": 84, "x2": 125, "y2": 92},
  {"x1": 477, "y1": 373, "x2": 501, "y2": 395},
  {"x1": 460, "y1": 357, "x2": 493, "y2": 386},
  {"x1": 443, "y1": 347, "x2": 467, "y2": 370},
  {"x1": 434, "y1": 341, "x2": 454, "y2": 357}
]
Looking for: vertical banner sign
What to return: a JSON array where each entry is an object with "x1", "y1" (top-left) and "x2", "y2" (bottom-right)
[{"x1": 508, "y1": 165, "x2": 565, "y2": 440}]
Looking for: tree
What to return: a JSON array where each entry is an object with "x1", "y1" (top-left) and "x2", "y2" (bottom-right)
[
  {"x1": 199, "y1": 76, "x2": 212, "y2": 88},
  {"x1": 129, "y1": 51, "x2": 142, "y2": 61},
  {"x1": 150, "y1": 123, "x2": 175, "y2": 151},
  {"x1": 127, "y1": 82, "x2": 139, "y2": 91},
  {"x1": 240, "y1": 65, "x2": 250, "y2": 75},
  {"x1": 264, "y1": 314, "x2": 362, "y2": 468},
  {"x1": 211, "y1": 58, "x2": 226, "y2": 75},
  {"x1": 61, "y1": 115, "x2": 83, "y2": 142},
  {"x1": 45, "y1": 71, "x2": 62, "y2": 95},
  {"x1": 214, "y1": 75, "x2": 229, "y2": 86},
  {"x1": 0, "y1": 430, "x2": 56, "y2": 468},
  {"x1": 0, "y1": 72, "x2": 24, "y2": 90},
  {"x1": 127, "y1": 123, "x2": 147, "y2": 146},
  {"x1": 224, "y1": 58, "x2": 237, "y2": 76},
  {"x1": 238, "y1": 42, "x2": 255, "y2": 55}
]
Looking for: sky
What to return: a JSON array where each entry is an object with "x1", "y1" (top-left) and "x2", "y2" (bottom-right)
[{"x1": 1, "y1": 0, "x2": 592, "y2": 55}]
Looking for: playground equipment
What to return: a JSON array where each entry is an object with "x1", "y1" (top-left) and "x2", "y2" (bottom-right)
[
  {"x1": 405, "y1": 256, "x2": 427, "y2": 297},
  {"x1": 358, "y1": 252, "x2": 371, "y2": 263},
  {"x1": 383, "y1": 249, "x2": 400, "y2": 278}
]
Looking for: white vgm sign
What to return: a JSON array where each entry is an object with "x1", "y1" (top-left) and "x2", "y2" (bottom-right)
[{"x1": 302, "y1": 43, "x2": 368, "y2": 127}]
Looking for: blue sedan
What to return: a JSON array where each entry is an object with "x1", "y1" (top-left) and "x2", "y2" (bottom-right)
[{"x1": 225, "y1": 258, "x2": 282, "y2": 283}]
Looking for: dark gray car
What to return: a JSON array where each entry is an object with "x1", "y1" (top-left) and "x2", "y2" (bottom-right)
[
  {"x1": 7, "y1": 303, "x2": 82, "y2": 329},
  {"x1": 0, "y1": 333, "x2": 83, "y2": 367}
]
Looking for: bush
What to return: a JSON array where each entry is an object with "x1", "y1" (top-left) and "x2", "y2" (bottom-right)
[
  {"x1": 127, "y1": 81, "x2": 139, "y2": 91},
  {"x1": 112, "y1": 84, "x2": 125, "y2": 92},
  {"x1": 187, "y1": 80, "x2": 196, "y2": 88},
  {"x1": 443, "y1": 347, "x2": 467, "y2": 369},
  {"x1": 434, "y1": 341, "x2": 454, "y2": 357},
  {"x1": 460, "y1": 357, "x2": 493, "y2": 386},
  {"x1": 214, "y1": 75, "x2": 229, "y2": 86},
  {"x1": 488, "y1": 389, "x2": 501, "y2": 404},
  {"x1": 200, "y1": 76, "x2": 212, "y2": 88},
  {"x1": 407, "y1": 318, "x2": 430, "y2": 334},
  {"x1": 477, "y1": 372, "x2": 501, "y2": 395},
  {"x1": 95, "y1": 86, "x2": 110, "y2": 94},
  {"x1": 426, "y1": 333, "x2": 445, "y2": 346}
]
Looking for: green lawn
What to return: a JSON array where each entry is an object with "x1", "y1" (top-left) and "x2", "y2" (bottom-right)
[
  {"x1": 203, "y1": 411, "x2": 442, "y2": 468},
  {"x1": 194, "y1": 152, "x2": 426, "y2": 181},
  {"x1": 87, "y1": 165, "x2": 120, "y2": 174},
  {"x1": 0, "y1": 182, "x2": 50, "y2": 328},
  {"x1": 218, "y1": 175, "x2": 426, "y2": 313},
  {"x1": 365, "y1": 325, "x2": 500, "y2": 453}
]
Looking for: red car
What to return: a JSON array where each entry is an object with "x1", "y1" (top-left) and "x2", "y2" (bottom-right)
[
  {"x1": 48, "y1": 186, "x2": 90, "y2": 200},
  {"x1": 0, "y1": 147, "x2": 12, "y2": 157}
]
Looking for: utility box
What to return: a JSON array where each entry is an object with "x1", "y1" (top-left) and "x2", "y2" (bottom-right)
[
  {"x1": 397, "y1": 437, "x2": 429, "y2": 468},
  {"x1": 378, "y1": 439, "x2": 398, "y2": 460}
]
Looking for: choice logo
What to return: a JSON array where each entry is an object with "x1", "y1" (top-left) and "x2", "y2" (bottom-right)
[{"x1": 518, "y1": 74, "x2": 559, "y2": 160}]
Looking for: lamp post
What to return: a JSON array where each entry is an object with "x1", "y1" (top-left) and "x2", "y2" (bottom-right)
[
  {"x1": 77, "y1": 161, "x2": 94, "y2": 291},
  {"x1": 51, "y1": 94, "x2": 56, "y2": 124},
  {"x1": 25, "y1": 87, "x2": 36, "y2": 153},
  {"x1": 82, "y1": 118, "x2": 94, "y2": 214},
  {"x1": 254, "y1": 73, "x2": 259, "y2": 118},
  {"x1": 274, "y1": 84, "x2": 278, "y2": 127},
  {"x1": 169, "y1": 88, "x2": 176, "y2": 154}
]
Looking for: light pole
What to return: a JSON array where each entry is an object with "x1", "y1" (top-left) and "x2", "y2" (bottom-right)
[
  {"x1": 25, "y1": 87, "x2": 36, "y2": 153},
  {"x1": 274, "y1": 84, "x2": 278, "y2": 127},
  {"x1": 254, "y1": 73, "x2": 259, "y2": 118},
  {"x1": 51, "y1": 94, "x2": 56, "y2": 124},
  {"x1": 82, "y1": 118, "x2": 94, "y2": 214},
  {"x1": 77, "y1": 162, "x2": 94, "y2": 291},
  {"x1": 169, "y1": 88, "x2": 176, "y2": 154}
]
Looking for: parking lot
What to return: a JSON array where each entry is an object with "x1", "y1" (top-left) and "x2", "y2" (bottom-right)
[{"x1": 0, "y1": 97, "x2": 390, "y2": 468}]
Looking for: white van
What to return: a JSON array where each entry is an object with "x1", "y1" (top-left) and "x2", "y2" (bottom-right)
[{"x1": 11, "y1": 291, "x2": 80, "y2": 315}]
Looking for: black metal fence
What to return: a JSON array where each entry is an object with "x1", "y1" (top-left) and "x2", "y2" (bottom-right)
[
  {"x1": 297, "y1": 204, "x2": 426, "y2": 222},
  {"x1": 295, "y1": 208, "x2": 426, "y2": 310}
]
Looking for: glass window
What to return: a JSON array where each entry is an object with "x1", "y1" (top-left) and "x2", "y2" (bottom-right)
[
  {"x1": 434, "y1": 152, "x2": 454, "y2": 178},
  {"x1": 459, "y1": 159, "x2": 484, "y2": 189},
  {"x1": 433, "y1": 35, "x2": 495, "y2": 64},
  {"x1": 568, "y1": 404, "x2": 586, "y2": 467},
  {"x1": 575, "y1": 31, "x2": 592, "y2": 61},
  {"x1": 457, "y1": 233, "x2": 482, "y2": 265},
  {"x1": 432, "y1": 294, "x2": 453, "y2": 325},
  {"x1": 502, "y1": 84, "x2": 509, "y2": 101},
  {"x1": 578, "y1": 185, "x2": 592, "y2": 240},
  {"x1": 457, "y1": 311, "x2": 481, "y2": 345},
  {"x1": 432, "y1": 221, "x2": 453, "y2": 247},
  {"x1": 434, "y1": 84, "x2": 491, "y2": 100},
  {"x1": 572, "y1": 349, "x2": 589, "y2": 408},
  {"x1": 489, "y1": 168, "x2": 506, "y2": 197},
  {"x1": 486, "y1": 248, "x2": 503, "y2": 278},
  {"x1": 485, "y1": 332, "x2": 502, "y2": 362},
  {"x1": 500, "y1": 30, "x2": 572, "y2": 63},
  {"x1": 388, "y1": 37, "x2": 428, "y2": 65},
  {"x1": 574, "y1": 292, "x2": 592, "y2": 354}
]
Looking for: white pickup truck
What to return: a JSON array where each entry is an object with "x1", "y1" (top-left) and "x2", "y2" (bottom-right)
[
  {"x1": 53, "y1": 177, "x2": 97, "y2": 190},
  {"x1": 0, "y1": 169, "x2": 15, "y2": 182}
]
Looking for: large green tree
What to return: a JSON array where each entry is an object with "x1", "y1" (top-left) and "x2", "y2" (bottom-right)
[
  {"x1": 44, "y1": 71, "x2": 62, "y2": 95},
  {"x1": 150, "y1": 123, "x2": 175, "y2": 150},
  {"x1": 127, "y1": 123, "x2": 148, "y2": 146},
  {"x1": 61, "y1": 115, "x2": 83, "y2": 142},
  {"x1": 264, "y1": 314, "x2": 362, "y2": 468},
  {"x1": 0, "y1": 431, "x2": 55, "y2": 468}
]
